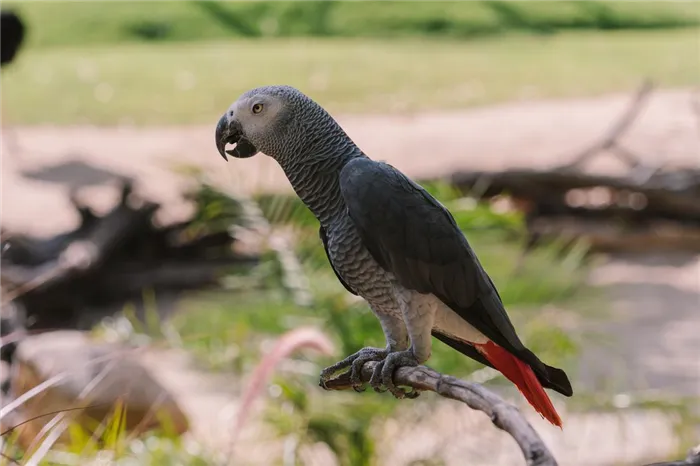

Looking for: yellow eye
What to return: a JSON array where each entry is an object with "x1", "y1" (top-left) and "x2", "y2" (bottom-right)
[{"x1": 252, "y1": 103, "x2": 263, "y2": 114}]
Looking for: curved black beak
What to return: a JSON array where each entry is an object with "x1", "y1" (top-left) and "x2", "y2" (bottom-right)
[{"x1": 215, "y1": 113, "x2": 258, "y2": 161}]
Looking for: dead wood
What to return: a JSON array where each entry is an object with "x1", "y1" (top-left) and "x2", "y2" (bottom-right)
[
  {"x1": 0, "y1": 180, "x2": 259, "y2": 331},
  {"x1": 450, "y1": 169, "x2": 700, "y2": 220},
  {"x1": 528, "y1": 216, "x2": 700, "y2": 253},
  {"x1": 445, "y1": 82, "x2": 700, "y2": 253},
  {"x1": 559, "y1": 80, "x2": 654, "y2": 172}
]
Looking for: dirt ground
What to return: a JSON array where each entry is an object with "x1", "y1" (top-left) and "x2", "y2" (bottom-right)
[
  {"x1": 2, "y1": 87, "x2": 698, "y2": 236},
  {"x1": 3, "y1": 87, "x2": 699, "y2": 464}
]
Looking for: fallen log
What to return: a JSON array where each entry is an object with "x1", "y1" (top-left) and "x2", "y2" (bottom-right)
[
  {"x1": 2, "y1": 197, "x2": 159, "y2": 301},
  {"x1": 528, "y1": 216, "x2": 700, "y2": 253},
  {"x1": 449, "y1": 169, "x2": 700, "y2": 222},
  {"x1": 1, "y1": 180, "x2": 259, "y2": 331},
  {"x1": 445, "y1": 82, "x2": 700, "y2": 253}
]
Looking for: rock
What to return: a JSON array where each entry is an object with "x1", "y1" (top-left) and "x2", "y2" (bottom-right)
[{"x1": 3, "y1": 330, "x2": 189, "y2": 450}]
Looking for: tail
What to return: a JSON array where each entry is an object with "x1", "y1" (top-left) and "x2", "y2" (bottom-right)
[{"x1": 475, "y1": 341, "x2": 563, "y2": 428}]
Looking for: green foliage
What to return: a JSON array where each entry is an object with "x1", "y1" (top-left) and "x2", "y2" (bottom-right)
[
  {"x1": 6, "y1": 1, "x2": 698, "y2": 47},
  {"x1": 171, "y1": 289, "x2": 312, "y2": 372},
  {"x1": 522, "y1": 320, "x2": 579, "y2": 370},
  {"x1": 420, "y1": 180, "x2": 525, "y2": 233},
  {"x1": 2, "y1": 402, "x2": 213, "y2": 466},
  {"x1": 266, "y1": 375, "x2": 397, "y2": 466},
  {"x1": 255, "y1": 193, "x2": 318, "y2": 229},
  {"x1": 185, "y1": 182, "x2": 247, "y2": 235}
]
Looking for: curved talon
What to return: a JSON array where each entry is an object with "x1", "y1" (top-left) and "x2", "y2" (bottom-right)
[
  {"x1": 350, "y1": 356, "x2": 369, "y2": 389},
  {"x1": 380, "y1": 350, "x2": 420, "y2": 399},
  {"x1": 369, "y1": 361, "x2": 388, "y2": 393},
  {"x1": 319, "y1": 346, "x2": 388, "y2": 393}
]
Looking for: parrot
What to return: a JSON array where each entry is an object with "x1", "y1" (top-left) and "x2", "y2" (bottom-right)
[{"x1": 215, "y1": 85, "x2": 573, "y2": 427}]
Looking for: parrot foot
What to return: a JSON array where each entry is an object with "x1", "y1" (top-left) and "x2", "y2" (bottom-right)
[
  {"x1": 371, "y1": 350, "x2": 421, "y2": 399},
  {"x1": 319, "y1": 347, "x2": 387, "y2": 392}
]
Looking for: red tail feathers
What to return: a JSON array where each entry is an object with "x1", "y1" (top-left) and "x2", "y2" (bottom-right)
[{"x1": 475, "y1": 341, "x2": 563, "y2": 428}]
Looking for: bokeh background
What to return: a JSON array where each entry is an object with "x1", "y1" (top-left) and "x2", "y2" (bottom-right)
[{"x1": 1, "y1": 2, "x2": 699, "y2": 465}]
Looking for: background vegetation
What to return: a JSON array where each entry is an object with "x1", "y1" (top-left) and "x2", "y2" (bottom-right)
[
  {"x1": 8, "y1": 1, "x2": 699, "y2": 46},
  {"x1": 2, "y1": 1, "x2": 698, "y2": 125}
]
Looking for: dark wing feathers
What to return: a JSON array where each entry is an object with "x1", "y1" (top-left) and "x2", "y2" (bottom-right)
[
  {"x1": 339, "y1": 157, "x2": 521, "y2": 351},
  {"x1": 339, "y1": 157, "x2": 572, "y2": 397}
]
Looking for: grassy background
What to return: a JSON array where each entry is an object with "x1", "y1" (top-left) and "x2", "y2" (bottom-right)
[
  {"x1": 2, "y1": 1, "x2": 698, "y2": 125},
  {"x1": 6, "y1": 1, "x2": 699, "y2": 46},
  {"x1": 3, "y1": 30, "x2": 698, "y2": 125}
]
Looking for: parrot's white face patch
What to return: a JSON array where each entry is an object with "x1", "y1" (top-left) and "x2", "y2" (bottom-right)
[
  {"x1": 230, "y1": 93, "x2": 284, "y2": 147},
  {"x1": 218, "y1": 89, "x2": 292, "y2": 161}
]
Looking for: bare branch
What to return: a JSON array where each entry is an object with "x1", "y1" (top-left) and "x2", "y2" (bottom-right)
[
  {"x1": 322, "y1": 361, "x2": 558, "y2": 466},
  {"x1": 560, "y1": 79, "x2": 654, "y2": 172}
]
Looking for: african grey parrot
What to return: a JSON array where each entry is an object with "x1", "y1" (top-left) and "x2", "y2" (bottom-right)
[{"x1": 215, "y1": 85, "x2": 572, "y2": 427}]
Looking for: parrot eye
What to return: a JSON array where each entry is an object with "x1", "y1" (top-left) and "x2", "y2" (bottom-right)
[{"x1": 252, "y1": 103, "x2": 264, "y2": 114}]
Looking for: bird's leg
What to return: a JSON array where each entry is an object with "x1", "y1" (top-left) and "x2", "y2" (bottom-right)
[
  {"x1": 370, "y1": 296, "x2": 435, "y2": 399},
  {"x1": 319, "y1": 310, "x2": 408, "y2": 392},
  {"x1": 366, "y1": 312, "x2": 409, "y2": 393}
]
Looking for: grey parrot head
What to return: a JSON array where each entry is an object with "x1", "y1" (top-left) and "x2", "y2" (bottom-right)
[{"x1": 215, "y1": 85, "x2": 330, "y2": 162}]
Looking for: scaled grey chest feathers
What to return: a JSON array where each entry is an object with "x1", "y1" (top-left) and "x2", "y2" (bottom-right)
[{"x1": 320, "y1": 214, "x2": 400, "y2": 313}]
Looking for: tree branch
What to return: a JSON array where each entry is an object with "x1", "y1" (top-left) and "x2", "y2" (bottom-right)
[
  {"x1": 322, "y1": 361, "x2": 558, "y2": 466},
  {"x1": 560, "y1": 79, "x2": 654, "y2": 172}
]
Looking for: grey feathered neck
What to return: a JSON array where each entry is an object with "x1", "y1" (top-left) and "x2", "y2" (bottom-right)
[{"x1": 257, "y1": 86, "x2": 366, "y2": 226}]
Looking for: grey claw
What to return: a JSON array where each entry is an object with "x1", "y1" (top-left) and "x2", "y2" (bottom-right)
[
  {"x1": 318, "y1": 347, "x2": 388, "y2": 393},
  {"x1": 350, "y1": 356, "x2": 368, "y2": 390},
  {"x1": 380, "y1": 350, "x2": 420, "y2": 399},
  {"x1": 369, "y1": 361, "x2": 388, "y2": 393}
]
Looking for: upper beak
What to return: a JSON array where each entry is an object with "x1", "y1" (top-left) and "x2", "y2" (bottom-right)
[
  {"x1": 216, "y1": 114, "x2": 238, "y2": 161},
  {"x1": 215, "y1": 113, "x2": 258, "y2": 161}
]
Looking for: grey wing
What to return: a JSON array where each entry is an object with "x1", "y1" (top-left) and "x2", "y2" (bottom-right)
[
  {"x1": 319, "y1": 225, "x2": 358, "y2": 296},
  {"x1": 339, "y1": 158, "x2": 525, "y2": 351},
  {"x1": 339, "y1": 158, "x2": 573, "y2": 397}
]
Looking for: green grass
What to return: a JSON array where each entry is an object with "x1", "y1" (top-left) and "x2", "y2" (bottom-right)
[
  {"x1": 3, "y1": 30, "x2": 698, "y2": 125},
  {"x1": 6, "y1": 1, "x2": 698, "y2": 47}
]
